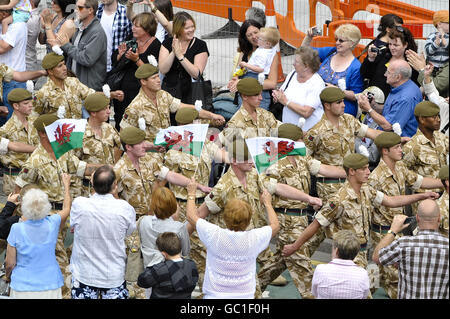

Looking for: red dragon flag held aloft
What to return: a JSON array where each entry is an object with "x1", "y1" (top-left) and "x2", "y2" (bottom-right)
[
  {"x1": 246, "y1": 136, "x2": 306, "y2": 174},
  {"x1": 153, "y1": 123, "x2": 209, "y2": 158},
  {"x1": 44, "y1": 119, "x2": 87, "y2": 159}
]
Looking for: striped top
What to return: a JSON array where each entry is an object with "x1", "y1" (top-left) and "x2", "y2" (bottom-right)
[
  {"x1": 425, "y1": 32, "x2": 449, "y2": 68},
  {"x1": 379, "y1": 230, "x2": 449, "y2": 299}
]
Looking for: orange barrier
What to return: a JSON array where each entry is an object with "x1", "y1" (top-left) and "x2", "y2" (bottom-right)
[
  {"x1": 172, "y1": 0, "x2": 252, "y2": 22},
  {"x1": 264, "y1": 0, "x2": 286, "y2": 82},
  {"x1": 309, "y1": 0, "x2": 435, "y2": 26},
  {"x1": 172, "y1": 0, "x2": 435, "y2": 53}
]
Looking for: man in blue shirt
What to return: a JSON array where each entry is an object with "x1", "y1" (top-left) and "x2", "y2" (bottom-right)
[{"x1": 382, "y1": 60, "x2": 422, "y2": 137}]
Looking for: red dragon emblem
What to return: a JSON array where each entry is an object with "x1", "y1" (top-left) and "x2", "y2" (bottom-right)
[
  {"x1": 164, "y1": 130, "x2": 194, "y2": 153},
  {"x1": 264, "y1": 140, "x2": 294, "y2": 162},
  {"x1": 54, "y1": 123, "x2": 75, "y2": 145}
]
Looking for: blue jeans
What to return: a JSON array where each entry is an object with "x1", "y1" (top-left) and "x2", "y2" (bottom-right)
[{"x1": 0, "y1": 80, "x2": 26, "y2": 126}]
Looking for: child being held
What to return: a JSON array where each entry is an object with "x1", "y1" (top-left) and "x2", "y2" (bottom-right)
[
  {"x1": 0, "y1": 0, "x2": 32, "y2": 34},
  {"x1": 424, "y1": 10, "x2": 449, "y2": 71},
  {"x1": 137, "y1": 232, "x2": 199, "y2": 299},
  {"x1": 239, "y1": 26, "x2": 280, "y2": 76}
]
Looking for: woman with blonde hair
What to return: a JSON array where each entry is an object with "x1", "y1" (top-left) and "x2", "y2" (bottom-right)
[
  {"x1": 185, "y1": 178, "x2": 279, "y2": 299},
  {"x1": 302, "y1": 23, "x2": 364, "y2": 116}
]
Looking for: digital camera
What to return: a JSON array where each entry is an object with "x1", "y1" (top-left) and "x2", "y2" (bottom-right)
[{"x1": 126, "y1": 39, "x2": 138, "y2": 53}]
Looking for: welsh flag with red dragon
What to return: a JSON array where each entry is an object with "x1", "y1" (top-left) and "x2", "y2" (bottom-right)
[
  {"x1": 154, "y1": 124, "x2": 209, "y2": 158},
  {"x1": 245, "y1": 137, "x2": 306, "y2": 174},
  {"x1": 44, "y1": 119, "x2": 87, "y2": 159}
]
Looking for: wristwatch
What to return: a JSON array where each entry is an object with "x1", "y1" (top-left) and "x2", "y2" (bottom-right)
[
  {"x1": 387, "y1": 229, "x2": 397, "y2": 237},
  {"x1": 151, "y1": 5, "x2": 158, "y2": 13},
  {"x1": 367, "y1": 108, "x2": 373, "y2": 114}
]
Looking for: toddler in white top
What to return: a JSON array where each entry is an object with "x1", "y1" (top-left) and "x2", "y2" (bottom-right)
[
  {"x1": 0, "y1": 0, "x2": 32, "y2": 34},
  {"x1": 239, "y1": 26, "x2": 280, "y2": 75}
]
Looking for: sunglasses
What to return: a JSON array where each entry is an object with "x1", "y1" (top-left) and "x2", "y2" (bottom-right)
[
  {"x1": 335, "y1": 38, "x2": 350, "y2": 43},
  {"x1": 394, "y1": 25, "x2": 404, "y2": 33},
  {"x1": 77, "y1": 5, "x2": 90, "y2": 11}
]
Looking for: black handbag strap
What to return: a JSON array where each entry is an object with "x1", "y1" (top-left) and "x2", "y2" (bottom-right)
[{"x1": 282, "y1": 71, "x2": 297, "y2": 91}]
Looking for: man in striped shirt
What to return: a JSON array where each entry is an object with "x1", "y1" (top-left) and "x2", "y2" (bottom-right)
[{"x1": 373, "y1": 199, "x2": 449, "y2": 299}]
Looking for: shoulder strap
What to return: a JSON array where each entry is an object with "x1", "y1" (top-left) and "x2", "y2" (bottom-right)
[{"x1": 282, "y1": 71, "x2": 297, "y2": 90}]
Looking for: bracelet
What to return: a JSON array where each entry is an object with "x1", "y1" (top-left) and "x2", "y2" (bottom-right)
[
  {"x1": 285, "y1": 99, "x2": 292, "y2": 107},
  {"x1": 187, "y1": 195, "x2": 196, "y2": 200},
  {"x1": 178, "y1": 56, "x2": 184, "y2": 62},
  {"x1": 135, "y1": 58, "x2": 141, "y2": 64},
  {"x1": 45, "y1": 26, "x2": 51, "y2": 30},
  {"x1": 151, "y1": 5, "x2": 158, "y2": 13},
  {"x1": 367, "y1": 108, "x2": 373, "y2": 114}
]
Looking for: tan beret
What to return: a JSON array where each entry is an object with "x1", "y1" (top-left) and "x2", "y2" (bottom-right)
[
  {"x1": 84, "y1": 93, "x2": 110, "y2": 112},
  {"x1": 320, "y1": 87, "x2": 346, "y2": 104},
  {"x1": 237, "y1": 77, "x2": 263, "y2": 96},
  {"x1": 278, "y1": 123, "x2": 303, "y2": 141},
  {"x1": 135, "y1": 64, "x2": 159, "y2": 79},
  {"x1": 119, "y1": 126, "x2": 146, "y2": 145},
  {"x1": 7, "y1": 88, "x2": 32, "y2": 104},
  {"x1": 414, "y1": 101, "x2": 440, "y2": 117},
  {"x1": 175, "y1": 107, "x2": 199, "y2": 125},
  {"x1": 433, "y1": 10, "x2": 449, "y2": 27},
  {"x1": 439, "y1": 165, "x2": 449, "y2": 180},
  {"x1": 42, "y1": 52, "x2": 65, "y2": 70},
  {"x1": 374, "y1": 131, "x2": 401, "y2": 148},
  {"x1": 33, "y1": 114, "x2": 59, "y2": 132},
  {"x1": 343, "y1": 153, "x2": 369, "y2": 169}
]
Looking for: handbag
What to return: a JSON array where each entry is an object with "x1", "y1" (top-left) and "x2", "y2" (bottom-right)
[
  {"x1": 187, "y1": 72, "x2": 214, "y2": 111},
  {"x1": 124, "y1": 217, "x2": 144, "y2": 282},
  {"x1": 269, "y1": 71, "x2": 297, "y2": 121},
  {"x1": 106, "y1": 54, "x2": 131, "y2": 91}
]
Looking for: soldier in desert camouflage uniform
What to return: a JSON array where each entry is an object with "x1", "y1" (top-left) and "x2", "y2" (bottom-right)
[
  {"x1": 13, "y1": 114, "x2": 101, "y2": 299},
  {"x1": 369, "y1": 132, "x2": 445, "y2": 298},
  {"x1": 257, "y1": 123, "x2": 346, "y2": 299},
  {"x1": 402, "y1": 101, "x2": 449, "y2": 213},
  {"x1": 437, "y1": 166, "x2": 449, "y2": 237},
  {"x1": 74, "y1": 93, "x2": 122, "y2": 196},
  {"x1": 282, "y1": 153, "x2": 439, "y2": 298},
  {"x1": 0, "y1": 89, "x2": 38, "y2": 194},
  {"x1": 304, "y1": 87, "x2": 389, "y2": 204},
  {"x1": 33, "y1": 53, "x2": 123, "y2": 119},
  {"x1": 219, "y1": 77, "x2": 281, "y2": 146},
  {"x1": 120, "y1": 63, "x2": 224, "y2": 154},
  {"x1": 114, "y1": 126, "x2": 211, "y2": 298}
]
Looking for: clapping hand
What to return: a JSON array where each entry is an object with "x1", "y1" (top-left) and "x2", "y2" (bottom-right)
[
  {"x1": 7, "y1": 193, "x2": 20, "y2": 205},
  {"x1": 172, "y1": 36, "x2": 184, "y2": 60}
]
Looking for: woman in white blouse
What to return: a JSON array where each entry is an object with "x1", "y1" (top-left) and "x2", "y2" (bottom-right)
[
  {"x1": 185, "y1": 179, "x2": 279, "y2": 299},
  {"x1": 272, "y1": 46, "x2": 325, "y2": 132}
]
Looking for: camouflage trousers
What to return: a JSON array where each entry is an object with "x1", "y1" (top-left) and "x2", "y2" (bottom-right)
[
  {"x1": 370, "y1": 230, "x2": 399, "y2": 299},
  {"x1": 124, "y1": 225, "x2": 147, "y2": 299},
  {"x1": 52, "y1": 210, "x2": 72, "y2": 299},
  {"x1": 257, "y1": 213, "x2": 325, "y2": 299},
  {"x1": 2, "y1": 173, "x2": 16, "y2": 195}
]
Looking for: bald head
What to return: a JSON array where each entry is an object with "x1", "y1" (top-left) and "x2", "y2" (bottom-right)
[
  {"x1": 390, "y1": 60, "x2": 412, "y2": 80},
  {"x1": 417, "y1": 199, "x2": 440, "y2": 227}
]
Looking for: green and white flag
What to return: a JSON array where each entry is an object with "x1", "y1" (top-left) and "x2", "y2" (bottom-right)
[
  {"x1": 44, "y1": 119, "x2": 87, "y2": 159},
  {"x1": 246, "y1": 137, "x2": 306, "y2": 174},
  {"x1": 154, "y1": 123, "x2": 209, "y2": 158}
]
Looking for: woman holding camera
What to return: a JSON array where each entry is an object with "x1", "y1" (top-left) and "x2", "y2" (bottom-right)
[
  {"x1": 360, "y1": 27, "x2": 418, "y2": 98},
  {"x1": 302, "y1": 23, "x2": 364, "y2": 117},
  {"x1": 111, "y1": 12, "x2": 161, "y2": 130}
]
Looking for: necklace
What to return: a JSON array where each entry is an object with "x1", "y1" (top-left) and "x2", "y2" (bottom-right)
[{"x1": 137, "y1": 36, "x2": 153, "y2": 50}]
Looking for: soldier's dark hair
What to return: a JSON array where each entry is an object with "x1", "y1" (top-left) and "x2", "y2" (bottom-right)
[
  {"x1": 156, "y1": 232, "x2": 182, "y2": 256},
  {"x1": 93, "y1": 165, "x2": 116, "y2": 195}
]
